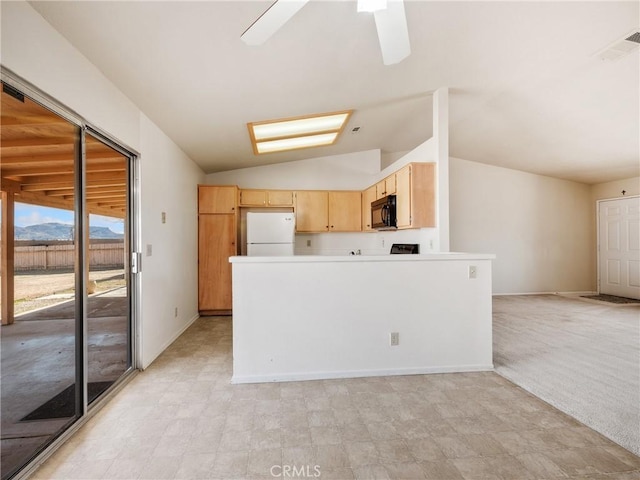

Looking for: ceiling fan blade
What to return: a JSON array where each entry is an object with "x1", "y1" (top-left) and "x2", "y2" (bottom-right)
[
  {"x1": 373, "y1": 0, "x2": 411, "y2": 65},
  {"x1": 241, "y1": 0, "x2": 310, "y2": 46}
]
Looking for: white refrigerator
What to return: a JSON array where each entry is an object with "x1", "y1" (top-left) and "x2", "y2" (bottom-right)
[{"x1": 246, "y1": 212, "x2": 295, "y2": 256}]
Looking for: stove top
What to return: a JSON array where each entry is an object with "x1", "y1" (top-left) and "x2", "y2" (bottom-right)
[{"x1": 390, "y1": 243, "x2": 420, "y2": 254}]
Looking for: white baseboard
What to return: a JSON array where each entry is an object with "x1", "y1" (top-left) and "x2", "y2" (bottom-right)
[
  {"x1": 140, "y1": 312, "x2": 200, "y2": 370},
  {"x1": 231, "y1": 364, "x2": 494, "y2": 384},
  {"x1": 493, "y1": 291, "x2": 597, "y2": 296}
]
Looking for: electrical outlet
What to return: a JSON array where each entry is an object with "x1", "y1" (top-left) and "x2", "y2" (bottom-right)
[
  {"x1": 306, "y1": 239, "x2": 311, "y2": 247},
  {"x1": 468, "y1": 266, "x2": 477, "y2": 279},
  {"x1": 429, "y1": 240, "x2": 434, "y2": 250},
  {"x1": 174, "y1": 307, "x2": 178, "y2": 318},
  {"x1": 146, "y1": 244, "x2": 153, "y2": 256},
  {"x1": 161, "y1": 212, "x2": 167, "y2": 224},
  {"x1": 390, "y1": 332, "x2": 399, "y2": 346}
]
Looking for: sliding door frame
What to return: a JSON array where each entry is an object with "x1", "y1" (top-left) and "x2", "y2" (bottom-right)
[{"x1": 1, "y1": 67, "x2": 141, "y2": 480}]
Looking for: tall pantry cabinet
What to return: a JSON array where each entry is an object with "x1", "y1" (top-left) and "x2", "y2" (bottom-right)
[{"x1": 198, "y1": 185, "x2": 238, "y2": 314}]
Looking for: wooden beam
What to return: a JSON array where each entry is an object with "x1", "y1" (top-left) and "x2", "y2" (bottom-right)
[
  {"x1": 0, "y1": 116, "x2": 67, "y2": 127},
  {"x1": 84, "y1": 192, "x2": 126, "y2": 200},
  {"x1": 21, "y1": 183, "x2": 79, "y2": 192},
  {"x1": 0, "y1": 123, "x2": 76, "y2": 139},
  {"x1": 47, "y1": 186, "x2": 126, "y2": 197},
  {"x1": 90, "y1": 200, "x2": 127, "y2": 207},
  {"x1": 15, "y1": 191, "x2": 75, "y2": 211},
  {"x1": 1, "y1": 190, "x2": 15, "y2": 325},
  {"x1": 1, "y1": 140, "x2": 75, "y2": 157},
  {"x1": 1, "y1": 150, "x2": 123, "y2": 165},
  {"x1": 1, "y1": 161, "x2": 125, "y2": 177},
  {"x1": 0, "y1": 178, "x2": 21, "y2": 193},
  {"x1": 16, "y1": 171, "x2": 126, "y2": 186},
  {"x1": 0, "y1": 136, "x2": 73, "y2": 149}
]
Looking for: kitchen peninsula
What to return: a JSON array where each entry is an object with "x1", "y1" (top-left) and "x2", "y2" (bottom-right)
[{"x1": 230, "y1": 252, "x2": 494, "y2": 384}]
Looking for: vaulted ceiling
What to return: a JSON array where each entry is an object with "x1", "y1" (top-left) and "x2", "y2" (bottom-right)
[{"x1": 28, "y1": 1, "x2": 639, "y2": 185}]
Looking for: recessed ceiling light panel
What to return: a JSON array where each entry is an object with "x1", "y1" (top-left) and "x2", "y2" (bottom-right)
[
  {"x1": 247, "y1": 110, "x2": 352, "y2": 155},
  {"x1": 358, "y1": 0, "x2": 387, "y2": 13},
  {"x1": 256, "y1": 133, "x2": 338, "y2": 154}
]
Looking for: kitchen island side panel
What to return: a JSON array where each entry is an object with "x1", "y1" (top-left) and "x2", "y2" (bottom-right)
[{"x1": 231, "y1": 255, "x2": 493, "y2": 383}]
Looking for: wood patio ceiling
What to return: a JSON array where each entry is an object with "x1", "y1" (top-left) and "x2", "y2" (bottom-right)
[{"x1": 1, "y1": 90, "x2": 127, "y2": 219}]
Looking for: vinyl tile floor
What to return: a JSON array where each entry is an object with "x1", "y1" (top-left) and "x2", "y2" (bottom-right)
[{"x1": 32, "y1": 317, "x2": 640, "y2": 480}]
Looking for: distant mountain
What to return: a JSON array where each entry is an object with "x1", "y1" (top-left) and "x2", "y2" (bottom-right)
[{"x1": 15, "y1": 223, "x2": 124, "y2": 241}]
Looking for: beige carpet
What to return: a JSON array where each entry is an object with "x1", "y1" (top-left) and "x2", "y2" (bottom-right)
[{"x1": 493, "y1": 294, "x2": 640, "y2": 456}]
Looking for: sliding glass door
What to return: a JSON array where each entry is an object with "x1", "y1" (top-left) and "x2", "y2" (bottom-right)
[
  {"x1": 85, "y1": 132, "x2": 132, "y2": 405},
  {"x1": 0, "y1": 74, "x2": 137, "y2": 480}
]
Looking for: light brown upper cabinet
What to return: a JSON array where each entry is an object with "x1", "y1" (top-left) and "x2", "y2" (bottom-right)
[
  {"x1": 362, "y1": 185, "x2": 377, "y2": 232},
  {"x1": 239, "y1": 189, "x2": 266, "y2": 206},
  {"x1": 294, "y1": 190, "x2": 362, "y2": 232},
  {"x1": 395, "y1": 163, "x2": 436, "y2": 229},
  {"x1": 329, "y1": 191, "x2": 362, "y2": 232},
  {"x1": 239, "y1": 189, "x2": 294, "y2": 207},
  {"x1": 199, "y1": 185, "x2": 237, "y2": 214},
  {"x1": 385, "y1": 175, "x2": 397, "y2": 196},
  {"x1": 295, "y1": 191, "x2": 329, "y2": 232},
  {"x1": 375, "y1": 174, "x2": 397, "y2": 199}
]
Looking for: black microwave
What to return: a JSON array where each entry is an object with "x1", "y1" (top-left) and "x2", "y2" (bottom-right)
[{"x1": 371, "y1": 195, "x2": 397, "y2": 230}]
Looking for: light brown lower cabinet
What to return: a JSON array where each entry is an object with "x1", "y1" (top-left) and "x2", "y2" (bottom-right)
[{"x1": 198, "y1": 214, "x2": 236, "y2": 314}]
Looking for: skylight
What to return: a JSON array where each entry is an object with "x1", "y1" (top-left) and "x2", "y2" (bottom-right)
[{"x1": 247, "y1": 110, "x2": 352, "y2": 155}]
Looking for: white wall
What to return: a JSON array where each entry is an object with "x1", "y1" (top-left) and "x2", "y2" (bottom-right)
[
  {"x1": 381, "y1": 150, "x2": 410, "y2": 169},
  {"x1": 294, "y1": 230, "x2": 423, "y2": 256},
  {"x1": 449, "y1": 157, "x2": 593, "y2": 294},
  {"x1": 1, "y1": 1, "x2": 205, "y2": 368},
  {"x1": 232, "y1": 254, "x2": 494, "y2": 383},
  {"x1": 207, "y1": 149, "x2": 381, "y2": 190},
  {"x1": 139, "y1": 114, "x2": 204, "y2": 368},
  {"x1": 591, "y1": 176, "x2": 640, "y2": 202}
]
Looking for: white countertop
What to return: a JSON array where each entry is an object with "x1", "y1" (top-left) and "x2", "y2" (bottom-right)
[{"x1": 230, "y1": 252, "x2": 495, "y2": 263}]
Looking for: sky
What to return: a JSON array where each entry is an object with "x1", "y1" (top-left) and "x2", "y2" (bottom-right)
[{"x1": 13, "y1": 202, "x2": 125, "y2": 234}]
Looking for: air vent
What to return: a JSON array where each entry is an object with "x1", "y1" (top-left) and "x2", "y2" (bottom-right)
[
  {"x1": 2, "y1": 83, "x2": 25, "y2": 102},
  {"x1": 625, "y1": 32, "x2": 640, "y2": 44},
  {"x1": 595, "y1": 29, "x2": 640, "y2": 61}
]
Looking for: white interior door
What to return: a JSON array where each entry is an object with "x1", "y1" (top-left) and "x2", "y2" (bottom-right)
[{"x1": 598, "y1": 196, "x2": 640, "y2": 299}]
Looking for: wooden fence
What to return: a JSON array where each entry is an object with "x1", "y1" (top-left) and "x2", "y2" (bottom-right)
[{"x1": 13, "y1": 240, "x2": 125, "y2": 271}]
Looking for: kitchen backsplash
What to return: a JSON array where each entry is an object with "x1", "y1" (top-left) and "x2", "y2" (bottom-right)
[{"x1": 294, "y1": 230, "x2": 434, "y2": 256}]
